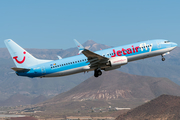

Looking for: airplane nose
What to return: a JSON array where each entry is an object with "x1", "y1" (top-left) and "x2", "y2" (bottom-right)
[{"x1": 171, "y1": 42, "x2": 178, "y2": 47}]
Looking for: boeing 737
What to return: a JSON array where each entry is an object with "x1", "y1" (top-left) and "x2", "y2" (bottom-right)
[{"x1": 4, "y1": 39, "x2": 177, "y2": 78}]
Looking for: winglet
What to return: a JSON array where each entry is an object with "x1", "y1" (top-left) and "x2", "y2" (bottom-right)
[
  {"x1": 57, "y1": 55, "x2": 62, "y2": 59},
  {"x1": 74, "y1": 39, "x2": 85, "y2": 55}
]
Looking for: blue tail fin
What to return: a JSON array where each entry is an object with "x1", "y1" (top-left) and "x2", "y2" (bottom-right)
[{"x1": 4, "y1": 39, "x2": 52, "y2": 68}]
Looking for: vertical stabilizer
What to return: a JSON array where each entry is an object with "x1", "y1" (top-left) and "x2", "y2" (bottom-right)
[{"x1": 4, "y1": 39, "x2": 52, "y2": 68}]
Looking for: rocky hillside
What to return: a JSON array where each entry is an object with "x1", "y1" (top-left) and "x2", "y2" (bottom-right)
[
  {"x1": 45, "y1": 70, "x2": 180, "y2": 103},
  {"x1": 0, "y1": 94, "x2": 47, "y2": 106},
  {"x1": 116, "y1": 95, "x2": 180, "y2": 120},
  {"x1": 29, "y1": 70, "x2": 180, "y2": 116}
]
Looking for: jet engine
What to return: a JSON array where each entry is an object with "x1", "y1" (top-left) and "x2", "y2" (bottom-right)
[{"x1": 104, "y1": 56, "x2": 128, "y2": 71}]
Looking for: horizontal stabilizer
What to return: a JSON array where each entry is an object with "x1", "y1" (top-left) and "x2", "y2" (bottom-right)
[{"x1": 11, "y1": 67, "x2": 30, "y2": 72}]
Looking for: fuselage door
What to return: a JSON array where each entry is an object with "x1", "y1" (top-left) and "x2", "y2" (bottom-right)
[
  {"x1": 41, "y1": 67, "x2": 46, "y2": 74},
  {"x1": 156, "y1": 41, "x2": 161, "y2": 48}
]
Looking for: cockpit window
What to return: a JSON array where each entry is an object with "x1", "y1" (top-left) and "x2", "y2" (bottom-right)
[{"x1": 164, "y1": 41, "x2": 170, "y2": 43}]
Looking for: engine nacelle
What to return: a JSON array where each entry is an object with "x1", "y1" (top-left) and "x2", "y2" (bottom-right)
[{"x1": 107, "y1": 56, "x2": 128, "y2": 67}]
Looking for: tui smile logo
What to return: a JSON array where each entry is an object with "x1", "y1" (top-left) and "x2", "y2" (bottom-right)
[{"x1": 13, "y1": 51, "x2": 26, "y2": 64}]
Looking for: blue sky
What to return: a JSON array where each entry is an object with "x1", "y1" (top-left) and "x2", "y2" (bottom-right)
[{"x1": 0, "y1": 0, "x2": 180, "y2": 49}]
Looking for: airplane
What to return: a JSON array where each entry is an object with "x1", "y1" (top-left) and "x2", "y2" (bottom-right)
[{"x1": 4, "y1": 39, "x2": 177, "y2": 78}]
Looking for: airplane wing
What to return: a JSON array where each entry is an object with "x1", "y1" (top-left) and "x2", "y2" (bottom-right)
[{"x1": 74, "y1": 39, "x2": 109, "y2": 68}]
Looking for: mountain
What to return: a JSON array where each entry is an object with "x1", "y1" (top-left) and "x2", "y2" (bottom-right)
[
  {"x1": 83, "y1": 40, "x2": 111, "y2": 51},
  {"x1": 0, "y1": 94, "x2": 31, "y2": 106},
  {"x1": 31, "y1": 95, "x2": 48, "y2": 105},
  {"x1": 116, "y1": 95, "x2": 180, "y2": 120},
  {"x1": 30, "y1": 70, "x2": 180, "y2": 116},
  {"x1": 49, "y1": 70, "x2": 180, "y2": 102},
  {"x1": 64, "y1": 40, "x2": 111, "y2": 57},
  {"x1": 0, "y1": 94, "x2": 48, "y2": 106}
]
